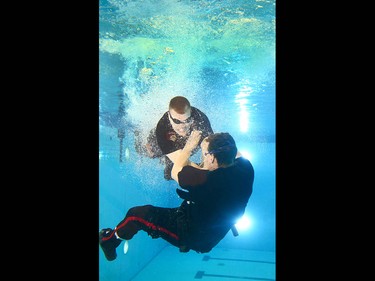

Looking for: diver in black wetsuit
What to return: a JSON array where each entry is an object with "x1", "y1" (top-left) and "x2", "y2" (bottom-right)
[
  {"x1": 135, "y1": 96, "x2": 213, "y2": 180},
  {"x1": 99, "y1": 131, "x2": 254, "y2": 261}
]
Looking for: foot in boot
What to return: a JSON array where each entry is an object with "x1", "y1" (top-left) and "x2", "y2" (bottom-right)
[{"x1": 99, "y1": 228, "x2": 122, "y2": 261}]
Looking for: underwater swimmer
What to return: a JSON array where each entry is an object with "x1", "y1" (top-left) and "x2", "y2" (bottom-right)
[
  {"x1": 135, "y1": 96, "x2": 213, "y2": 180},
  {"x1": 99, "y1": 131, "x2": 254, "y2": 260}
]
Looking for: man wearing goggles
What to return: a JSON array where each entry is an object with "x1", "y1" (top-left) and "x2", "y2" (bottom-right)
[{"x1": 136, "y1": 96, "x2": 213, "y2": 180}]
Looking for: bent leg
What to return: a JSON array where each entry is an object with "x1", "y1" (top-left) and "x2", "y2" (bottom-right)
[{"x1": 115, "y1": 205, "x2": 180, "y2": 247}]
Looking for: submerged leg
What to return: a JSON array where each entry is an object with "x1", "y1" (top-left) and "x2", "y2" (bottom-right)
[
  {"x1": 115, "y1": 205, "x2": 180, "y2": 245},
  {"x1": 99, "y1": 205, "x2": 180, "y2": 261}
]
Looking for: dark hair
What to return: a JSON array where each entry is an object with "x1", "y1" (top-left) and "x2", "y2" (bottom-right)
[
  {"x1": 206, "y1": 132, "x2": 237, "y2": 166},
  {"x1": 169, "y1": 96, "x2": 191, "y2": 114}
]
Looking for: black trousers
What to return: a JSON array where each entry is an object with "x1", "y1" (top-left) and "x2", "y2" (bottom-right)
[{"x1": 114, "y1": 205, "x2": 186, "y2": 249}]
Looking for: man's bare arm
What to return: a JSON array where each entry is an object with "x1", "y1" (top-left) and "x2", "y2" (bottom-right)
[{"x1": 170, "y1": 130, "x2": 202, "y2": 183}]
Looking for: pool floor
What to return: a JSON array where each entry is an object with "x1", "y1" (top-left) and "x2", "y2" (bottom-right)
[{"x1": 130, "y1": 245, "x2": 275, "y2": 280}]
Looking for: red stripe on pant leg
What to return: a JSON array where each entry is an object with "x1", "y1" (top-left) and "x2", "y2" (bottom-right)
[{"x1": 116, "y1": 216, "x2": 179, "y2": 241}]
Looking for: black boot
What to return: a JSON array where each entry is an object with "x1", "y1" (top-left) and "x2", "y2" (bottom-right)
[{"x1": 99, "y1": 228, "x2": 122, "y2": 261}]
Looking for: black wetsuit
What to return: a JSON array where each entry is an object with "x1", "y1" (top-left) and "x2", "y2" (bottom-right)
[
  {"x1": 114, "y1": 157, "x2": 254, "y2": 253},
  {"x1": 155, "y1": 107, "x2": 213, "y2": 154},
  {"x1": 146, "y1": 107, "x2": 213, "y2": 179}
]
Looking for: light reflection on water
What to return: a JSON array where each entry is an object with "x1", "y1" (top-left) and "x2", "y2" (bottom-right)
[{"x1": 99, "y1": 0, "x2": 275, "y2": 142}]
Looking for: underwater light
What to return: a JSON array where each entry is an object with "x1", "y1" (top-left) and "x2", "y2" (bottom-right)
[
  {"x1": 235, "y1": 214, "x2": 253, "y2": 231},
  {"x1": 238, "y1": 149, "x2": 252, "y2": 161}
]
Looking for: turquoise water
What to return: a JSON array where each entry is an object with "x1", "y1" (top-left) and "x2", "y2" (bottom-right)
[{"x1": 99, "y1": 0, "x2": 275, "y2": 280}]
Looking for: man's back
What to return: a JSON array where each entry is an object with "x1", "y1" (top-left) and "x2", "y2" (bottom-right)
[{"x1": 176, "y1": 156, "x2": 254, "y2": 252}]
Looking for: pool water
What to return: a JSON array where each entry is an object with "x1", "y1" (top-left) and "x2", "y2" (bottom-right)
[{"x1": 99, "y1": 0, "x2": 275, "y2": 280}]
